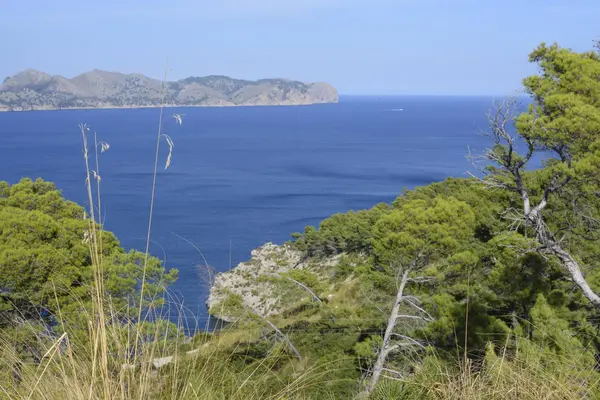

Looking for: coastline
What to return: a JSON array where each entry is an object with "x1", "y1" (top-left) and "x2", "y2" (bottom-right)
[{"x1": 0, "y1": 100, "x2": 338, "y2": 113}]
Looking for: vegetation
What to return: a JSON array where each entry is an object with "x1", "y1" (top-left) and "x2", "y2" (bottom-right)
[
  {"x1": 0, "y1": 178, "x2": 176, "y2": 326},
  {"x1": 2, "y1": 40, "x2": 600, "y2": 399}
]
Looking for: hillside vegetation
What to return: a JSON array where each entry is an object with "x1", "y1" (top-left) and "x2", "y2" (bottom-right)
[{"x1": 2, "y1": 41, "x2": 600, "y2": 399}]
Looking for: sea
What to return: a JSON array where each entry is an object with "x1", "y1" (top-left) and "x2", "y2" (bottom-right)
[{"x1": 0, "y1": 96, "x2": 502, "y2": 327}]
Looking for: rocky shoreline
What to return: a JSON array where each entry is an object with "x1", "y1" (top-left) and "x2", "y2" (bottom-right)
[
  {"x1": 206, "y1": 243, "x2": 340, "y2": 322},
  {"x1": 0, "y1": 99, "x2": 336, "y2": 112}
]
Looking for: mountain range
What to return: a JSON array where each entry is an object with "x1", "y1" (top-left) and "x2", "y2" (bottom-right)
[{"x1": 0, "y1": 69, "x2": 338, "y2": 111}]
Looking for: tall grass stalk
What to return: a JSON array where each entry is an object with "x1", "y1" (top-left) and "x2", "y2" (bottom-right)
[
  {"x1": 80, "y1": 123, "x2": 111, "y2": 399},
  {"x1": 135, "y1": 57, "x2": 169, "y2": 349}
]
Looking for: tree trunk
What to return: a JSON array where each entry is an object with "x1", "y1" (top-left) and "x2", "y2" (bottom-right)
[
  {"x1": 528, "y1": 211, "x2": 600, "y2": 307},
  {"x1": 549, "y1": 242, "x2": 600, "y2": 306},
  {"x1": 363, "y1": 269, "x2": 410, "y2": 395}
]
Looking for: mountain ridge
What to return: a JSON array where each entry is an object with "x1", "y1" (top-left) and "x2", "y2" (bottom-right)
[{"x1": 0, "y1": 69, "x2": 338, "y2": 111}]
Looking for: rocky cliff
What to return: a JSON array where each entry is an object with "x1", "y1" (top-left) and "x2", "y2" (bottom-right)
[
  {"x1": 0, "y1": 69, "x2": 338, "y2": 111},
  {"x1": 206, "y1": 243, "x2": 340, "y2": 322}
]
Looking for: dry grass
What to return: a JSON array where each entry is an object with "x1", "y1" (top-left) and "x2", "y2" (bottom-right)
[
  {"x1": 369, "y1": 339, "x2": 600, "y2": 400},
  {"x1": 0, "y1": 320, "x2": 336, "y2": 399}
]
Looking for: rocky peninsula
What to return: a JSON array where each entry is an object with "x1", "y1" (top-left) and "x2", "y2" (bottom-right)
[
  {"x1": 206, "y1": 243, "x2": 341, "y2": 322},
  {"x1": 0, "y1": 69, "x2": 338, "y2": 111}
]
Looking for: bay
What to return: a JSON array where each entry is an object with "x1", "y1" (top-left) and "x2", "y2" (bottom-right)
[{"x1": 0, "y1": 96, "x2": 497, "y2": 326}]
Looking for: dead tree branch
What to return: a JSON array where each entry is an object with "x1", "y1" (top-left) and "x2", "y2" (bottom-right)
[
  {"x1": 245, "y1": 304, "x2": 302, "y2": 361},
  {"x1": 471, "y1": 99, "x2": 600, "y2": 307}
]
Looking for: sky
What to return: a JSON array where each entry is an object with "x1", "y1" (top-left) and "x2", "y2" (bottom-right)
[{"x1": 0, "y1": 0, "x2": 598, "y2": 95}]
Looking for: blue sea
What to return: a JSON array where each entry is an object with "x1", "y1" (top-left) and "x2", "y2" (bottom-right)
[{"x1": 0, "y1": 96, "x2": 497, "y2": 326}]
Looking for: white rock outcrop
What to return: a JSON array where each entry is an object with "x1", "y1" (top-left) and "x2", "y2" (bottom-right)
[{"x1": 206, "y1": 243, "x2": 339, "y2": 321}]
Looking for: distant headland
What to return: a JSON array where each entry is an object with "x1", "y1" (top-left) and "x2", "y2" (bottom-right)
[{"x1": 0, "y1": 69, "x2": 338, "y2": 111}]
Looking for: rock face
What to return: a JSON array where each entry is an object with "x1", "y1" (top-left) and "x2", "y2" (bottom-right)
[
  {"x1": 207, "y1": 243, "x2": 339, "y2": 322},
  {"x1": 0, "y1": 70, "x2": 339, "y2": 111}
]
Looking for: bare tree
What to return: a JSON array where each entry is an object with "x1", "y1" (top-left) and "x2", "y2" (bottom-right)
[
  {"x1": 468, "y1": 100, "x2": 600, "y2": 306},
  {"x1": 360, "y1": 195, "x2": 473, "y2": 395},
  {"x1": 363, "y1": 260, "x2": 433, "y2": 396}
]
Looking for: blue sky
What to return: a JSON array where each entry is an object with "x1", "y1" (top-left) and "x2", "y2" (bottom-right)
[{"x1": 0, "y1": 0, "x2": 598, "y2": 95}]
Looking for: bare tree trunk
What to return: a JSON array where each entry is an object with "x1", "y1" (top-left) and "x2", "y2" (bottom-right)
[
  {"x1": 471, "y1": 99, "x2": 600, "y2": 308},
  {"x1": 363, "y1": 269, "x2": 410, "y2": 395},
  {"x1": 552, "y1": 244, "x2": 600, "y2": 306},
  {"x1": 528, "y1": 211, "x2": 600, "y2": 306}
]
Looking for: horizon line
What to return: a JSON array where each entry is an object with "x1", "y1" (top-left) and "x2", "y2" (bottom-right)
[{"x1": 339, "y1": 93, "x2": 529, "y2": 98}]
